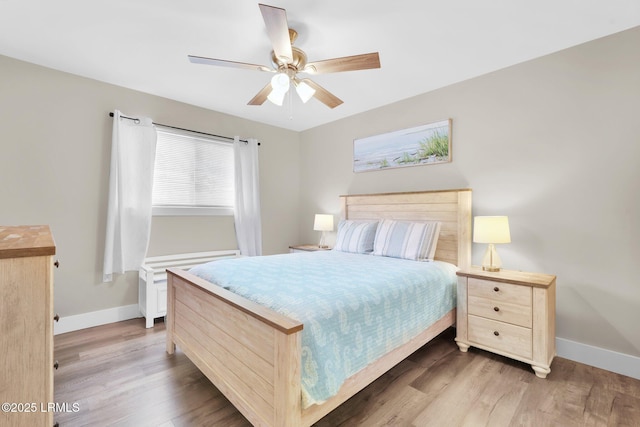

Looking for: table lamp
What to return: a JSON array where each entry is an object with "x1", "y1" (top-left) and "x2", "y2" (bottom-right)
[
  {"x1": 313, "y1": 214, "x2": 334, "y2": 248},
  {"x1": 473, "y1": 216, "x2": 511, "y2": 272}
]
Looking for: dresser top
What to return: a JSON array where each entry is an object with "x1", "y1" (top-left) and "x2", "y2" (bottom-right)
[
  {"x1": 0, "y1": 225, "x2": 56, "y2": 259},
  {"x1": 457, "y1": 266, "x2": 556, "y2": 288}
]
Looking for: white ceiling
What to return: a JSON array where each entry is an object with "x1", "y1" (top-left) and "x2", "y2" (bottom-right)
[{"x1": 1, "y1": 1, "x2": 639, "y2": 132}]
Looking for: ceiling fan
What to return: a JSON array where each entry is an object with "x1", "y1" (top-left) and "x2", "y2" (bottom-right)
[{"x1": 188, "y1": 3, "x2": 381, "y2": 109}]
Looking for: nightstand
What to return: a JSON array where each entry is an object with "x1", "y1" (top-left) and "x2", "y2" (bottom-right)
[
  {"x1": 455, "y1": 267, "x2": 556, "y2": 378},
  {"x1": 289, "y1": 244, "x2": 331, "y2": 253}
]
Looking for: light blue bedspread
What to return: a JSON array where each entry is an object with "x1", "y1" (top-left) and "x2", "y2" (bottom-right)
[{"x1": 189, "y1": 250, "x2": 457, "y2": 408}]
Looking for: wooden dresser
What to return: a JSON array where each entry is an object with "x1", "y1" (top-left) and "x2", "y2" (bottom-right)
[
  {"x1": 0, "y1": 225, "x2": 56, "y2": 427},
  {"x1": 455, "y1": 266, "x2": 556, "y2": 378}
]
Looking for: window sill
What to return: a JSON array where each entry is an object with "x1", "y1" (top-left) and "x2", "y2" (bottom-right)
[{"x1": 152, "y1": 206, "x2": 234, "y2": 217}]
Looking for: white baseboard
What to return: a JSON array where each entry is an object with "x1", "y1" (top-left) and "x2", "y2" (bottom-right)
[
  {"x1": 556, "y1": 337, "x2": 640, "y2": 380},
  {"x1": 54, "y1": 304, "x2": 141, "y2": 335}
]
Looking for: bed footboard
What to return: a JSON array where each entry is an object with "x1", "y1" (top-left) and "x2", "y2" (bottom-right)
[
  {"x1": 166, "y1": 268, "x2": 456, "y2": 427},
  {"x1": 166, "y1": 268, "x2": 303, "y2": 427}
]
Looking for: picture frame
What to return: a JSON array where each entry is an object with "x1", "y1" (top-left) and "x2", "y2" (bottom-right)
[{"x1": 353, "y1": 119, "x2": 452, "y2": 172}]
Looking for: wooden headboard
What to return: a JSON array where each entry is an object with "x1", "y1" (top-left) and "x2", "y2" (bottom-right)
[{"x1": 340, "y1": 189, "x2": 472, "y2": 267}]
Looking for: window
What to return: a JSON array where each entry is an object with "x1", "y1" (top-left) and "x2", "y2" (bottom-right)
[{"x1": 152, "y1": 127, "x2": 234, "y2": 216}]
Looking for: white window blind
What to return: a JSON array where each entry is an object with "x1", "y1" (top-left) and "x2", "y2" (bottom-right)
[{"x1": 152, "y1": 127, "x2": 234, "y2": 216}]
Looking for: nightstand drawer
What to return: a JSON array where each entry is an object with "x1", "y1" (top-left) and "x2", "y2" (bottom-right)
[
  {"x1": 468, "y1": 295, "x2": 532, "y2": 327},
  {"x1": 468, "y1": 315, "x2": 532, "y2": 359},
  {"x1": 468, "y1": 278, "x2": 531, "y2": 307}
]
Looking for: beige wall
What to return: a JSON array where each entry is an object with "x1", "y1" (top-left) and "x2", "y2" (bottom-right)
[
  {"x1": 299, "y1": 27, "x2": 640, "y2": 357},
  {"x1": 0, "y1": 55, "x2": 300, "y2": 317}
]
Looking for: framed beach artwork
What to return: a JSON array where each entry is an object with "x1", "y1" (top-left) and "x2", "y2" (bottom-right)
[{"x1": 353, "y1": 119, "x2": 452, "y2": 172}]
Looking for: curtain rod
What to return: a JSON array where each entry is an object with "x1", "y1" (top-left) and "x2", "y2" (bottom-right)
[{"x1": 108, "y1": 112, "x2": 258, "y2": 145}]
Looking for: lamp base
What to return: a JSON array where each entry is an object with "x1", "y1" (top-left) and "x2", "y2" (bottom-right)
[
  {"x1": 481, "y1": 243, "x2": 502, "y2": 272},
  {"x1": 318, "y1": 232, "x2": 326, "y2": 249}
]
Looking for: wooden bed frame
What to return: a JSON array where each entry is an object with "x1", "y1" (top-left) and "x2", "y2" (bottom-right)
[{"x1": 166, "y1": 189, "x2": 472, "y2": 426}]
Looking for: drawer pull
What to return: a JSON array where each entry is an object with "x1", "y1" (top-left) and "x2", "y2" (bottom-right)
[
  {"x1": 494, "y1": 306, "x2": 500, "y2": 312},
  {"x1": 54, "y1": 260, "x2": 60, "y2": 268},
  {"x1": 54, "y1": 314, "x2": 60, "y2": 322},
  {"x1": 54, "y1": 360, "x2": 59, "y2": 370},
  {"x1": 493, "y1": 331, "x2": 500, "y2": 336},
  {"x1": 493, "y1": 286, "x2": 499, "y2": 292}
]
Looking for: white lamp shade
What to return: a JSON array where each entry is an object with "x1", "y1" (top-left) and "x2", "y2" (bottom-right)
[
  {"x1": 271, "y1": 73, "x2": 290, "y2": 92},
  {"x1": 473, "y1": 216, "x2": 511, "y2": 244},
  {"x1": 267, "y1": 73, "x2": 290, "y2": 106},
  {"x1": 295, "y1": 80, "x2": 316, "y2": 103},
  {"x1": 313, "y1": 214, "x2": 334, "y2": 232},
  {"x1": 267, "y1": 89, "x2": 286, "y2": 106}
]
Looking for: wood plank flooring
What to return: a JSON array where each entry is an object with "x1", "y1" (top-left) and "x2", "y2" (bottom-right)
[{"x1": 53, "y1": 318, "x2": 640, "y2": 426}]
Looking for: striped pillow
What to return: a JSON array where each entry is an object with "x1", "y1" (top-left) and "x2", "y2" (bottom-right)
[
  {"x1": 333, "y1": 220, "x2": 378, "y2": 254},
  {"x1": 373, "y1": 220, "x2": 441, "y2": 261}
]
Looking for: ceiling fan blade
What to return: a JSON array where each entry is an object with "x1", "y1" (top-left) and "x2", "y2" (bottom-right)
[
  {"x1": 188, "y1": 55, "x2": 272, "y2": 72},
  {"x1": 248, "y1": 82, "x2": 273, "y2": 106},
  {"x1": 259, "y1": 4, "x2": 294, "y2": 64},
  {"x1": 301, "y1": 79, "x2": 343, "y2": 109},
  {"x1": 304, "y1": 52, "x2": 380, "y2": 74}
]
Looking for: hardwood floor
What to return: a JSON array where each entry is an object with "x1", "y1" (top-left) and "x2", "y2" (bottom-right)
[{"x1": 53, "y1": 318, "x2": 640, "y2": 427}]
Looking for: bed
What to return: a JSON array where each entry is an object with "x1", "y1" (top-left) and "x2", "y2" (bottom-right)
[{"x1": 165, "y1": 189, "x2": 472, "y2": 426}]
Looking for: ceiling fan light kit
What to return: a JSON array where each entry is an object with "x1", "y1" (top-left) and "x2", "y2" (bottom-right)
[{"x1": 188, "y1": 3, "x2": 381, "y2": 110}]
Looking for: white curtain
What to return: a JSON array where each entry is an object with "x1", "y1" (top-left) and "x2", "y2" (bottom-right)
[
  {"x1": 233, "y1": 137, "x2": 262, "y2": 256},
  {"x1": 103, "y1": 110, "x2": 157, "y2": 282}
]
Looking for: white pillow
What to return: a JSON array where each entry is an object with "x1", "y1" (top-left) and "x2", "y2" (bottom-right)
[
  {"x1": 333, "y1": 220, "x2": 378, "y2": 254},
  {"x1": 373, "y1": 219, "x2": 441, "y2": 261}
]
